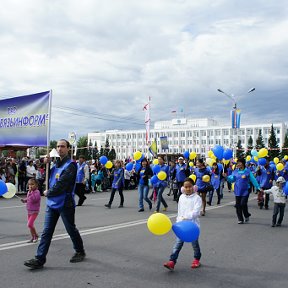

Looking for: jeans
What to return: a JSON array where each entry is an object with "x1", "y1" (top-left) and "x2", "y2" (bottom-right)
[
  {"x1": 138, "y1": 184, "x2": 152, "y2": 209},
  {"x1": 272, "y1": 203, "x2": 285, "y2": 225},
  {"x1": 208, "y1": 188, "x2": 221, "y2": 205},
  {"x1": 235, "y1": 195, "x2": 250, "y2": 221},
  {"x1": 36, "y1": 206, "x2": 84, "y2": 264},
  {"x1": 155, "y1": 186, "x2": 168, "y2": 212},
  {"x1": 170, "y1": 237, "x2": 201, "y2": 263}
]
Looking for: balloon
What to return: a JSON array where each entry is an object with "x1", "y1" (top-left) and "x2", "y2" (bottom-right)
[
  {"x1": 258, "y1": 148, "x2": 268, "y2": 158},
  {"x1": 152, "y1": 164, "x2": 161, "y2": 174},
  {"x1": 207, "y1": 158, "x2": 215, "y2": 167},
  {"x1": 157, "y1": 171, "x2": 167, "y2": 181},
  {"x1": 133, "y1": 151, "x2": 142, "y2": 161},
  {"x1": 2, "y1": 183, "x2": 16, "y2": 199},
  {"x1": 189, "y1": 152, "x2": 197, "y2": 160},
  {"x1": 208, "y1": 150, "x2": 214, "y2": 158},
  {"x1": 223, "y1": 159, "x2": 230, "y2": 165},
  {"x1": 172, "y1": 221, "x2": 200, "y2": 242},
  {"x1": 189, "y1": 162, "x2": 194, "y2": 167},
  {"x1": 274, "y1": 157, "x2": 279, "y2": 164},
  {"x1": 99, "y1": 156, "x2": 108, "y2": 165},
  {"x1": 284, "y1": 155, "x2": 288, "y2": 160},
  {"x1": 232, "y1": 183, "x2": 235, "y2": 191},
  {"x1": 202, "y1": 175, "x2": 210, "y2": 182},
  {"x1": 126, "y1": 162, "x2": 133, "y2": 171},
  {"x1": 251, "y1": 149, "x2": 258, "y2": 157},
  {"x1": 253, "y1": 156, "x2": 258, "y2": 162},
  {"x1": 147, "y1": 213, "x2": 172, "y2": 236},
  {"x1": 0, "y1": 180, "x2": 8, "y2": 196},
  {"x1": 258, "y1": 158, "x2": 266, "y2": 166},
  {"x1": 135, "y1": 162, "x2": 141, "y2": 172},
  {"x1": 183, "y1": 151, "x2": 190, "y2": 159},
  {"x1": 105, "y1": 160, "x2": 113, "y2": 169},
  {"x1": 223, "y1": 149, "x2": 233, "y2": 160},
  {"x1": 136, "y1": 153, "x2": 145, "y2": 163},
  {"x1": 212, "y1": 145, "x2": 224, "y2": 160},
  {"x1": 189, "y1": 174, "x2": 196, "y2": 182},
  {"x1": 276, "y1": 163, "x2": 284, "y2": 171},
  {"x1": 152, "y1": 159, "x2": 159, "y2": 165},
  {"x1": 283, "y1": 182, "x2": 288, "y2": 196},
  {"x1": 150, "y1": 175, "x2": 159, "y2": 185},
  {"x1": 246, "y1": 155, "x2": 251, "y2": 161},
  {"x1": 227, "y1": 175, "x2": 236, "y2": 183}
]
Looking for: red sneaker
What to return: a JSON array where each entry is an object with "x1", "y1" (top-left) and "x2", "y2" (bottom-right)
[
  {"x1": 191, "y1": 259, "x2": 201, "y2": 269},
  {"x1": 163, "y1": 260, "x2": 175, "y2": 271}
]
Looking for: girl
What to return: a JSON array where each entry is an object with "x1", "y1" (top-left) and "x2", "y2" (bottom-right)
[
  {"x1": 208, "y1": 162, "x2": 222, "y2": 206},
  {"x1": 164, "y1": 177, "x2": 202, "y2": 270},
  {"x1": 105, "y1": 160, "x2": 124, "y2": 208},
  {"x1": 21, "y1": 178, "x2": 41, "y2": 243}
]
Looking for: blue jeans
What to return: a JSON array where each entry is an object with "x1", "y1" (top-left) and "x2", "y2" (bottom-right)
[
  {"x1": 138, "y1": 184, "x2": 152, "y2": 209},
  {"x1": 155, "y1": 186, "x2": 168, "y2": 212},
  {"x1": 170, "y1": 237, "x2": 201, "y2": 263},
  {"x1": 36, "y1": 206, "x2": 84, "y2": 264}
]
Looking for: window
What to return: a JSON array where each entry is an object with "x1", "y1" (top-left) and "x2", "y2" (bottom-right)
[{"x1": 174, "y1": 132, "x2": 178, "y2": 137}]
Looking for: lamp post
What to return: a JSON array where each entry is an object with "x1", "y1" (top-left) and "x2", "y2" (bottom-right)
[{"x1": 217, "y1": 88, "x2": 255, "y2": 157}]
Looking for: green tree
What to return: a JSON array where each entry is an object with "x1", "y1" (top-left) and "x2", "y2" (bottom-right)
[
  {"x1": 245, "y1": 136, "x2": 253, "y2": 157},
  {"x1": 108, "y1": 147, "x2": 117, "y2": 161},
  {"x1": 99, "y1": 146, "x2": 104, "y2": 156},
  {"x1": 104, "y1": 137, "x2": 110, "y2": 157},
  {"x1": 236, "y1": 139, "x2": 244, "y2": 159},
  {"x1": 281, "y1": 133, "x2": 288, "y2": 159},
  {"x1": 255, "y1": 129, "x2": 265, "y2": 150},
  {"x1": 49, "y1": 140, "x2": 57, "y2": 149},
  {"x1": 76, "y1": 136, "x2": 88, "y2": 159},
  {"x1": 268, "y1": 124, "x2": 280, "y2": 160},
  {"x1": 93, "y1": 145, "x2": 99, "y2": 160},
  {"x1": 88, "y1": 139, "x2": 93, "y2": 160}
]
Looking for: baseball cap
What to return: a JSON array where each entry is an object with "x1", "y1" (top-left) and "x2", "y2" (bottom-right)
[
  {"x1": 178, "y1": 157, "x2": 184, "y2": 160},
  {"x1": 276, "y1": 176, "x2": 286, "y2": 184}
]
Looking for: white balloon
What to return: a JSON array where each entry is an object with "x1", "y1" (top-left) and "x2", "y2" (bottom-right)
[{"x1": 2, "y1": 183, "x2": 16, "y2": 199}]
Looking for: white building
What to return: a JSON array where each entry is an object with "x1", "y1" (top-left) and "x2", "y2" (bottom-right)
[{"x1": 88, "y1": 118, "x2": 287, "y2": 160}]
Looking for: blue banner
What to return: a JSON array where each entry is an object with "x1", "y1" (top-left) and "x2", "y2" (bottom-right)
[
  {"x1": 231, "y1": 109, "x2": 241, "y2": 129},
  {"x1": 0, "y1": 91, "x2": 51, "y2": 146},
  {"x1": 160, "y1": 136, "x2": 169, "y2": 150}
]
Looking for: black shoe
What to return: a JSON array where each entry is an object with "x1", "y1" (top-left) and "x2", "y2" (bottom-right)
[
  {"x1": 24, "y1": 258, "x2": 44, "y2": 269},
  {"x1": 77, "y1": 196, "x2": 87, "y2": 206},
  {"x1": 265, "y1": 206, "x2": 269, "y2": 210},
  {"x1": 104, "y1": 204, "x2": 111, "y2": 208},
  {"x1": 271, "y1": 224, "x2": 275, "y2": 227},
  {"x1": 207, "y1": 202, "x2": 211, "y2": 206},
  {"x1": 276, "y1": 223, "x2": 282, "y2": 227},
  {"x1": 70, "y1": 252, "x2": 86, "y2": 263},
  {"x1": 245, "y1": 217, "x2": 249, "y2": 223},
  {"x1": 118, "y1": 205, "x2": 123, "y2": 208},
  {"x1": 238, "y1": 221, "x2": 244, "y2": 224},
  {"x1": 138, "y1": 208, "x2": 144, "y2": 212}
]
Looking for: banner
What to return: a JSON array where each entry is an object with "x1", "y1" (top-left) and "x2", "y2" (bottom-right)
[
  {"x1": 0, "y1": 91, "x2": 51, "y2": 147},
  {"x1": 143, "y1": 97, "x2": 151, "y2": 145},
  {"x1": 231, "y1": 109, "x2": 241, "y2": 129},
  {"x1": 160, "y1": 136, "x2": 169, "y2": 150},
  {"x1": 149, "y1": 139, "x2": 157, "y2": 157}
]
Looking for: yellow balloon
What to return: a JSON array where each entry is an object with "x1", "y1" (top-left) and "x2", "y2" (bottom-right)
[
  {"x1": 105, "y1": 160, "x2": 113, "y2": 169},
  {"x1": 157, "y1": 171, "x2": 167, "y2": 181},
  {"x1": 234, "y1": 158, "x2": 238, "y2": 163},
  {"x1": 189, "y1": 151, "x2": 197, "y2": 160},
  {"x1": 208, "y1": 150, "x2": 214, "y2": 158},
  {"x1": 189, "y1": 174, "x2": 196, "y2": 182},
  {"x1": 153, "y1": 159, "x2": 159, "y2": 165},
  {"x1": 2, "y1": 183, "x2": 16, "y2": 199},
  {"x1": 246, "y1": 155, "x2": 251, "y2": 161},
  {"x1": 232, "y1": 164, "x2": 236, "y2": 170},
  {"x1": 223, "y1": 159, "x2": 230, "y2": 165},
  {"x1": 276, "y1": 163, "x2": 284, "y2": 171},
  {"x1": 253, "y1": 156, "x2": 258, "y2": 162},
  {"x1": 133, "y1": 151, "x2": 142, "y2": 161},
  {"x1": 211, "y1": 154, "x2": 216, "y2": 160},
  {"x1": 202, "y1": 175, "x2": 210, "y2": 182},
  {"x1": 258, "y1": 148, "x2": 268, "y2": 158},
  {"x1": 284, "y1": 155, "x2": 288, "y2": 160},
  {"x1": 207, "y1": 158, "x2": 215, "y2": 167},
  {"x1": 189, "y1": 162, "x2": 194, "y2": 167},
  {"x1": 273, "y1": 157, "x2": 279, "y2": 164},
  {"x1": 147, "y1": 213, "x2": 172, "y2": 236},
  {"x1": 232, "y1": 183, "x2": 235, "y2": 191}
]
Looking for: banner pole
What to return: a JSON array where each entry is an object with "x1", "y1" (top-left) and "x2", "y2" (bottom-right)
[{"x1": 45, "y1": 90, "x2": 52, "y2": 192}]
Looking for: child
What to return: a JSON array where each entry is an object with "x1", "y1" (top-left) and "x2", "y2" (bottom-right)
[
  {"x1": 91, "y1": 170, "x2": 97, "y2": 193},
  {"x1": 263, "y1": 176, "x2": 287, "y2": 227},
  {"x1": 21, "y1": 178, "x2": 41, "y2": 243},
  {"x1": 164, "y1": 177, "x2": 202, "y2": 270}
]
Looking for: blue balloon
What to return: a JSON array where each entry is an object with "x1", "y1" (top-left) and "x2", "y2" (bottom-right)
[
  {"x1": 183, "y1": 151, "x2": 190, "y2": 159},
  {"x1": 172, "y1": 221, "x2": 200, "y2": 242},
  {"x1": 251, "y1": 149, "x2": 258, "y2": 157},
  {"x1": 227, "y1": 175, "x2": 236, "y2": 183},
  {"x1": 0, "y1": 180, "x2": 8, "y2": 196},
  {"x1": 99, "y1": 156, "x2": 108, "y2": 165},
  {"x1": 153, "y1": 164, "x2": 161, "y2": 174},
  {"x1": 126, "y1": 162, "x2": 134, "y2": 171},
  {"x1": 258, "y1": 158, "x2": 266, "y2": 166},
  {"x1": 135, "y1": 162, "x2": 141, "y2": 172},
  {"x1": 284, "y1": 182, "x2": 288, "y2": 196},
  {"x1": 223, "y1": 149, "x2": 233, "y2": 160},
  {"x1": 212, "y1": 145, "x2": 224, "y2": 160},
  {"x1": 150, "y1": 175, "x2": 158, "y2": 185}
]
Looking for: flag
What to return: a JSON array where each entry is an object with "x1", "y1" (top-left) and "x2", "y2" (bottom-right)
[
  {"x1": 160, "y1": 136, "x2": 169, "y2": 150},
  {"x1": 231, "y1": 109, "x2": 241, "y2": 129},
  {"x1": 143, "y1": 97, "x2": 151, "y2": 144},
  {"x1": 149, "y1": 139, "x2": 157, "y2": 157}
]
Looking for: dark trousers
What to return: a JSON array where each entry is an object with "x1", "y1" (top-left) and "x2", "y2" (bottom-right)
[
  {"x1": 75, "y1": 183, "x2": 86, "y2": 206},
  {"x1": 272, "y1": 203, "x2": 285, "y2": 225},
  {"x1": 235, "y1": 195, "x2": 250, "y2": 221},
  {"x1": 108, "y1": 187, "x2": 124, "y2": 206},
  {"x1": 208, "y1": 187, "x2": 221, "y2": 205},
  {"x1": 36, "y1": 206, "x2": 84, "y2": 264},
  {"x1": 176, "y1": 181, "x2": 184, "y2": 202}
]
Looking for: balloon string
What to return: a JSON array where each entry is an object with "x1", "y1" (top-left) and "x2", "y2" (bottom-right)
[{"x1": 14, "y1": 194, "x2": 22, "y2": 199}]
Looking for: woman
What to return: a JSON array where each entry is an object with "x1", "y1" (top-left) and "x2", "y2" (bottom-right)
[{"x1": 137, "y1": 158, "x2": 153, "y2": 212}]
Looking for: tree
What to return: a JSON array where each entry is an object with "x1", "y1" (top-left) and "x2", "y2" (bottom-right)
[
  {"x1": 104, "y1": 137, "x2": 110, "y2": 157},
  {"x1": 108, "y1": 147, "x2": 117, "y2": 161},
  {"x1": 88, "y1": 139, "x2": 93, "y2": 160},
  {"x1": 99, "y1": 146, "x2": 104, "y2": 157},
  {"x1": 236, "y1": 139, "x2": 244, "y2": 159},
  {"x1": 93, "y1": 145, "x2": 99, "y2": 160},
  {"x1": 281, "y1": 133, "x2": 288, "y2": 159},
  {"x1": 76, "y1": 136, "x2": 88, "y2": 159},
  {"x1": 268, "y1": 124, "x2": 280, "y2": 160},
  {"x1": 245, "y1": 136, "x2": 253, "y2": 157},
  {"x1": 49, "y1": 140, "x2": 57, "y2": 149},
  {"x1": 255, "y1": 129, "x2": 265, "y2": 150}
]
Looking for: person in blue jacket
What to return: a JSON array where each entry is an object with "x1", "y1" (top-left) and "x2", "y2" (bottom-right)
[
  {"x1": 228, "y1": 158, "x2": 262, "y2": 224},
  {"x1": 208, "y1": 162, "x2": 222, "y2": 205},
  {"x1": 175, "y1": 157, "x2": 189, "y2": 201}
]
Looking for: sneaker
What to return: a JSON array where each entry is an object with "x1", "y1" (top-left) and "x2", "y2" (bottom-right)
[
  {"x1": 33, "y1": 237, "x2": 38, "y2": 243},
  {"x1": 24, "y1": 258, "x2": 44, "y2": 269},
  {"x1": 245, "y1": 217, "x2": 249, "y2": 223},
  {"x1": 163, "y1": 260, "x2": 175, "y2": 271},
  {"x1": 27, "y1": 238, "x2": 34, "y2": 243},
  {"x1": 138, "y1": 208, "x2": 144, "y2": 212},
  {"x1": 276, "y1": 223, "x2": 282, "y2": 227},
  {"x1": 118, "y1": 205, "x2": 124, "y2": 208},
  {"x1": 162, "y1": 207, "x2": 167, "y2": 212},
  {"x1": 271, "y1": 224, "x2": 275, "y2": 227},
  {"x1": 238, "y1": 221, "x2": 244, "y2": 224},
  {"x1": 191, "y1": 259, "x2": 201, "y2": 269},
  {"x1": 104, "y1": 204, "x2": 111, "y2": 209},
  {"x1": 70, "y1": 252, "x2": 86, "y2": 263}
]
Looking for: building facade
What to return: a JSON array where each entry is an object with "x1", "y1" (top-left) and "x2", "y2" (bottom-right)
[{"x1": 88, "y1": 118, "x2": 287, "y2": 160}]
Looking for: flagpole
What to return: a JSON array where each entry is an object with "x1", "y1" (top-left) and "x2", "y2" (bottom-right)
[{"x1": 45, "y1": 90, "x2": 52, "y2": 192}]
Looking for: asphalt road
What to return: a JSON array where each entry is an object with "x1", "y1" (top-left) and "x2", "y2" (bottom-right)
[{"x1": 0, "y1": 188, "x2": 287, "y2": 288}]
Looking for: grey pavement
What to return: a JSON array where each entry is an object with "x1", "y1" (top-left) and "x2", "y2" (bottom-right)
[{"x1": 0, "y1": 188, "x2": 287, "y2": 288}]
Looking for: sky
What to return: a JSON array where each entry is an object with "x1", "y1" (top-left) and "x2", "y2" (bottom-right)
[{"x1": 0, "y1": 0, "x2": 287, "y2": 141}]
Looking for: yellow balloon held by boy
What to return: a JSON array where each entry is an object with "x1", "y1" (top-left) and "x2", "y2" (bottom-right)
[
  {"x1": 202, "y1": 175, "x2": 210, "y2": 183},
  {"x1": 147, "y1": 213, "x2": 172, "y2": 236},
  {"x1": 157, "y1": 171, "x2": 167, "y2": 181}
]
